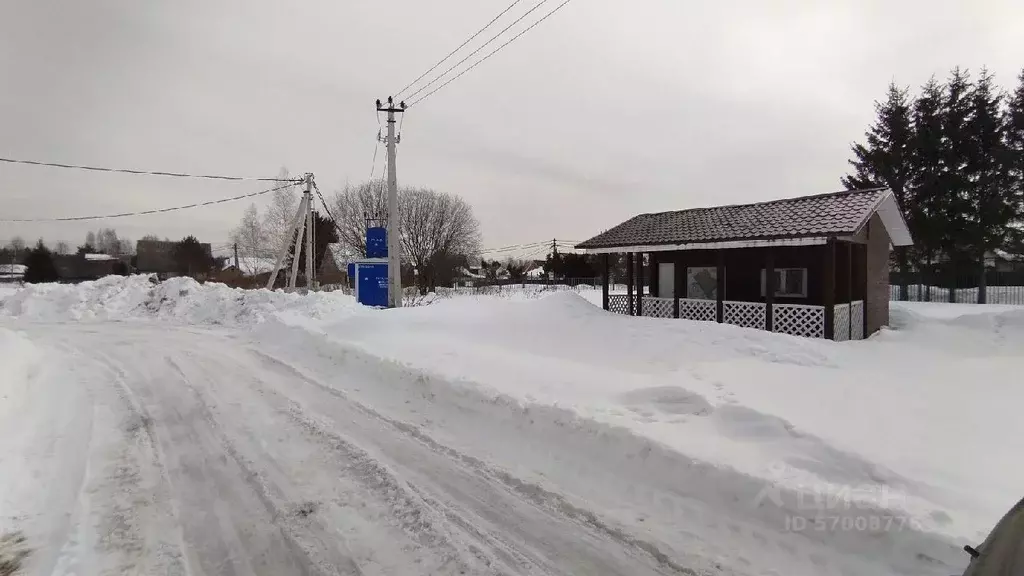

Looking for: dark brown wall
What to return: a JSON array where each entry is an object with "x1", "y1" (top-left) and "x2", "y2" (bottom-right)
[
  {"x1": 865, "y1": 214, "x2": 892, "y2": 333},
  {"x1": 655, "y1": 246, "x2": 826, "y2": 305}
]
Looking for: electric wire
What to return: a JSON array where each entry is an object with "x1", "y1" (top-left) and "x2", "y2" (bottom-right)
[
  {"x1": 0, "y1": 156, "x2": 300, "y2": 183},
  {"x1": 407, "y1": 0, "x2": 574, "y2": 108},
  {"x1": 403, "y1": 0, "x2": 552, "y2": 103},
  {"x1": 395, "y1": 0, "x2": 526, "y2": 99},
  {"x1": 0, "y1": 181, "x2": 297, "y2": 223}
]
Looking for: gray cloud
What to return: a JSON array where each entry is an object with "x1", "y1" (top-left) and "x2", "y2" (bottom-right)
[{"x1": 1, "y1": 0, "x2": 1021, "y2": 256}]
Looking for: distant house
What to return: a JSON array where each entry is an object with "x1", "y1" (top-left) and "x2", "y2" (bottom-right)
[
  {"x1": 53, "y1": 254, "x2": 125, "y2": 283},
  {"x1": 576, "y1": 188, "x2": 913, "y2": 340},
  {"x1": 222, "y1": 256, "x2": 279, "y2": 277},
  {"x1": 137, "y1": 239, "x2": 211, "y2": 279},
  {"x1": 0, "y1": 263, "x2": 26, "y2": 284}
]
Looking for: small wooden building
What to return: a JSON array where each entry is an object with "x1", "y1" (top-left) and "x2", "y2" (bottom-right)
[{"x1": 575, "y1": 188, "x2": 913, "y2": 340}]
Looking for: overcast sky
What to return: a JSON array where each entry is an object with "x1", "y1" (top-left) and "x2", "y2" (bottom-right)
[{"x1": 1, "y1": 0, "x2": 1022, "y2": 259}]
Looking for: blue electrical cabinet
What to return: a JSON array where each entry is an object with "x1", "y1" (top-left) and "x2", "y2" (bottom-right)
[
  {"x1": 353, "y1": 259, "x2": 388, "y2": 308},
  {"x1": 366, "y1": 227, "x2": 387, "y2": 259}
]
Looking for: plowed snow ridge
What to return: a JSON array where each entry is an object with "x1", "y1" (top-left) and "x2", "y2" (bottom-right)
[{"x1": 3, "y1": 275, "x2": 1021, "y2": 575}]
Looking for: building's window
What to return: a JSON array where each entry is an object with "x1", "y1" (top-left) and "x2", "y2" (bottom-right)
[{"x1": 760, "y1": 268, "x2": 808, "y2": 298}]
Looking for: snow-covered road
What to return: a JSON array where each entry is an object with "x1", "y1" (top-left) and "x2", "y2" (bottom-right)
[
  {"x1": 2, "y1": 321, "x2": 702, "y2": 575},
  {"x1": 7, "y1": 276, "x2": 1009, "y2": 575}
]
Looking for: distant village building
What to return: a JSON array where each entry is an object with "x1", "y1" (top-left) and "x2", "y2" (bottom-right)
[
  {"x1": 136, "y1": 239, "x2": 211, "y2": 279},
  {"x1": 0, "y1": 263, "x2": 26, "y2": 284},
  {"x1": 52, "y1": 254, "x2": 126, "y2": 282},
  {"x1": 576, "y1": 188, "x2": 913, "y2": 340}
]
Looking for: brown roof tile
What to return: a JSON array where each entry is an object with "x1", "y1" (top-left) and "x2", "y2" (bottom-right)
[{"x1": 576, "y1": 188, "x2": 890, "y2": 249}]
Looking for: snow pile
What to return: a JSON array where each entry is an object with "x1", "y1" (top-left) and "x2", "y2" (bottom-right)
[
  {"x1": 0, "y1": 275, "x2": 360, "y2": 326},
  {"x1": 304, "y1": 291, "x2": 1024, "y2": 573},
  {"x1": 0, "y1": 327, "x2": 41, "y2": 396}
]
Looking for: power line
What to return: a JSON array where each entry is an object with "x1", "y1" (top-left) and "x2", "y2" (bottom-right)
[
  {"x1": 479, "y1": 241, "x2": 548, "y2": 254},
  {"x1": 0, "y1": 181, "x2": 296, "y2": 223},
  {"x1": 407, "y1": 0, "x2": 573, "y2": 108},
  {"x1": 403, "y1": 0, "x2": 552, "y2": 103},
  {"x1": 395, "y1": 0, "x2": 526, "y2": 99},
  {"x1": 0, "y1": 156, "x2": 300, "y2": 183}
]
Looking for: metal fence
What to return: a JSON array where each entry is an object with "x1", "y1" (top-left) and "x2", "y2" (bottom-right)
[{"x1": 889, "y1": 270, "x2": 1024, "y2": 305}]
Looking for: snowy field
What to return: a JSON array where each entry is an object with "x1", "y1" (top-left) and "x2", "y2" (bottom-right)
[{"x1": 1, "y1": 276, "x2": 1020, "y2": 575}]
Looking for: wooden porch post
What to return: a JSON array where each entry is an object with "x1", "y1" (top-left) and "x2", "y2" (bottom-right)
[
  {"x1": 673, "y1": 255, "x2": 682, "y2": 319},
  {"x1": 716, "y1": 250, "x2": 725, "y2": 323},
  {"x1": 823, "y1": 238, "x2": 836, "y2": 340},
  {"x1": 601, "y1": 253, "x2": 610, "y2": 311},
  {"x1": 860, "y1": 244, "x2": 868, "y2": 339},
  {"x1": 649, "y1": 253, "x2": 659, "y2": 297},
  {"x1": 765, "y1": 247, "x2": 774, "y2": 332},
  {"x1": 847, "y1": 241, "x2": 853, "y2": 340},
  {"x1": 626, "y1": 253, "x2": 634, "y2": 316},
  {"x1": 635, "y1": 252, "x2": 644, "y2": 317}
]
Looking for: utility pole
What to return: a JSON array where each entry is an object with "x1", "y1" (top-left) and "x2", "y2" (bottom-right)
[
  {"x1": 376, "y1": 96, "x2": 406, "y2": 308},
  {"x1": 304, "y1": 173, "x2": 314, "y2": 290},
  {"x1": 233, "y1": 242, "x2": 239, "y2": 270}
]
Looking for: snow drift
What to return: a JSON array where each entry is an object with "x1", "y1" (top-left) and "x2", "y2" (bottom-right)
[
  {"x1": 0, "y1": 275, "x2": 359, "y2": 325},
  {"x1": 4, "y1": 276, "x2": 1022, "y2": 575}
]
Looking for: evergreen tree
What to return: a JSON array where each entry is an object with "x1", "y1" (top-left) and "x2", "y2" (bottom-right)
[
  {"x1": 1006, "y1": 69, "x2": 1024, "y2": 251},
  {"x1": 841, "y1": 82, "x2": 915, "y2": 298},
  {"x1": 939, "y1": 67, "x2": 975, "y2": 264},
  {"x1": 910, "y1": 77, "x2": 947, "y2": 276},
  {"x1": 172, "y1": 236, "x2": 215, "y2": 278},
  {"x1": 23, "y1": 240, "x2": 60, "y2": 283},
  {"x1": 963, "y1": 68, "x2": 1016, "y2": 302}
]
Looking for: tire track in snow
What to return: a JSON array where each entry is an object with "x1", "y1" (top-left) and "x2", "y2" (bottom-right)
[
  {"x1": 250, "y1": 348, "x2": 698, "y2": 576},
  {"x1": 161, "y1": 352, "x2": 483, "y2": 575}
]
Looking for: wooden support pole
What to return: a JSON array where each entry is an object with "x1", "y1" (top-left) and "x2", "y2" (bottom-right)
[
  {"x1": 716, "y1": 250, "x2": 725, "y2": 323},
  {"x1": 861, "y1": 244, "x2": 868, "y2": 339},
  {"x1": 674, "y1": 256, "x2": 684, "y2": 319},
  {"x1": 765, "y1": 247, "x2": 774, "y2": 332},
  {"x1": 847, "y1": 241, "x2": 853, "y2": 340},
  {"x1": 626, "y1": 253, "x2": 634, "y2": 316},
  {"x1": 635, "y1": 253, "x2": 644, "y2": 317},
  {"x1": 601, "y1": 253, "x2": 610, "y2": 311},
  {"x1": 823, "y1": 238, "x2": 836, "y2": 340}
]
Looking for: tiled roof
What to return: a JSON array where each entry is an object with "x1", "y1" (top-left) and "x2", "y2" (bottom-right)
[{"x1": 576, "y1": 188, "x2": 891, "y2": 249}]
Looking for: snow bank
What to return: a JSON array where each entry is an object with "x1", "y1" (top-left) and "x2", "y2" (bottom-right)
[
  {"x1": 0, "y1": 275, "x2": 360, "y2": 326},
  {"x1": 0, "y1": 327, "x2": 41, "y2": 398},
  {"x1": 315, "y1": 293, "x2": 1023, "y2": 553}
]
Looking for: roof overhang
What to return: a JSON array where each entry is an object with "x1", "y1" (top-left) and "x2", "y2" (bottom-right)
[
  {"x1": 870, "y1": 191, "x2": 913, "y2": 246},
  {"x1": 578, "y1": 236, "x2": 828, "y2": 254}
]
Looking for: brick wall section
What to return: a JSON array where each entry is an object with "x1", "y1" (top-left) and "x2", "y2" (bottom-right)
[{"x1": 866, "y1": 213, "x2": 891, "y2": 334}]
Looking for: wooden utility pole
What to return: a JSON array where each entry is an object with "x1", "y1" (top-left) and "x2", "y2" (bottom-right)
[
  {"x1": 233, "y1": 243, "x2": 239, "y2": 270},
  {"x1": 376, "y1": 97, "x2": 406, "y2": 307}
]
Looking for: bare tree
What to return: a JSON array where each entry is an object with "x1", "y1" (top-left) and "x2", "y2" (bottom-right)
[
  {"x1": 329, "y1": 179, "x2": 389, "y2": 257},
  {"x1": 263, "y1": 167, "x2": 299, "y2": 259},
  {"x1": 331, "y1": 182, "x2": 480, "y2": 292},
  {"x1": 54, "y1": 240, "x2": 71, "y2": 255},
  {"x1": 231, "y1": 203, "x2": 271, "y2": 275},
  {"x1": 8, "y1": 236, "x2": 26, "y2": 255},
  {"x1": 400, "y1": 188, "x2": 481, "y2": 293}
]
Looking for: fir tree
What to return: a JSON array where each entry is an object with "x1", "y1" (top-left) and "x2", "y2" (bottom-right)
[
  {"x1": 963, "y1": 68, "x2": 1015, "y2": 302},
  {"x1": 939, "y1": 67, "x2": 975, "y2": 264},
  {"x1": 23, "y1": 240, "x2": 60, "y2": 283},
  {"x1": 1006, "y1": 69, "x2": 1024, "y2": 251},
  {"x1": 842, "y1": 82, "x2": 915, "y2": 297},
  {"x1": 909, "y1": 77, "x2": 947, "y2": 287}
]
